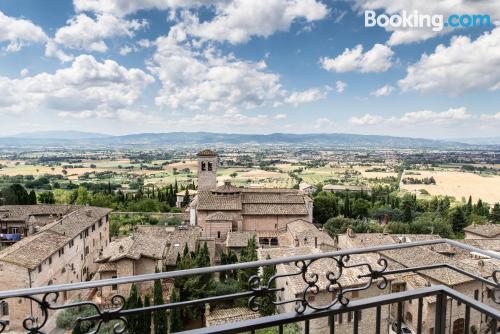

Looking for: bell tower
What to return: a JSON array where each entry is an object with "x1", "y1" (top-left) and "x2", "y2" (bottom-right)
[{"x1": 197, "y1": 149, "x2": 217, "y2": 191}]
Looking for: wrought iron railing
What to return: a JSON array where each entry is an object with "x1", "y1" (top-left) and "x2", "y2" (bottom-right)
[{"x1": 0, "y1": 239, "x2": 498, "y2": 334}]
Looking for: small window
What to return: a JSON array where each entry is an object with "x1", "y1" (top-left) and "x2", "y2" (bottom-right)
[
  {"x1": 92, "y1": 224, "x2": 95, "y2": 232},
  {"x1": 1, "y1": 301, "x2": 9, "y2": 316},
  {"x1": 474, "y1": 289, "x2": 479, "y2": 300},
  {"x1": 38, "y1": 265, "x2": 42, "y2": 273},
  {"x1": 69, "y1": 240, "x2": 74, "y2": 248},
  {"x1": 201, "y1": 161, "x2": 206, "y2": 171},
  {"x1": 48, "y1": 256, "x2": 52, "y2": 265},
  {"x1": 207, "y1": 162, "x2": 213, "y2": 171},
  {"x1": 217, "y1": 231, "x2": 221, "y2": 239},
  {"x1": 58, "y1": 247, "x2": 64, "y2": 257},
  {"x1": 85, "y1": 246, "x2": 89, "y2": 255},
  {"x1": 112, "y1": 276, "x2": 118, "y2": 290}
]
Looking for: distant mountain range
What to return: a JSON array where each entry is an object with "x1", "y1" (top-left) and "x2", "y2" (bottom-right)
[{"x1": 0, "y1": 131, "x2": 498, "y2": 149}]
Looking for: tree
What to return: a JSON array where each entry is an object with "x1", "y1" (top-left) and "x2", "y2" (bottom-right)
[
  {"x1": 153, "y1": 269, "x2": 168, "y2": 334},
  {"x1": 312, "y1": 192, "x2": 338, "y2": 225},
  {"x1": 1, "y1": 184, "x2": 30, "y2": 204},
  {"x1": 238, "y1": 235, "x2": 258, "y2": 289},
  {"x1": 169, "y1": 289, "x2": 183, "y2": 332},
  {"x1": 125, "y1": 284, "x2": 141, "y2": 334},
  {"x1": 181, "y1": 189, "x2": 190, "y2": 207},
  {"x1": 448, "y1": 206, "x2": 467, "y2": 233},
  {"x1": 28, "y1": 190, "x2": 37, "y2": 204},
  {"x1": 490, "y1": 203, "x2": 500, "y2": 223},
  {"x1": 143, "y1": 294, "x2": 152, "y2": 334},
  {"x1": 351, "y1": 198, "x2": 370, "y2": 218},
  {"x1": 38, "y1": 191, "x2": 55, "y2": 204},
  {"x1": 259, "y1": 255, "x2": 276, "y2": 316}
]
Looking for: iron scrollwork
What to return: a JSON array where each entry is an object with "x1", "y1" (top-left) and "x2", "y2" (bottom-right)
[
  {"x1": 248, "y1": 255, "x2": 388, "y2": 314},
  {"x1": 0, "y1": 293, "x2": 127, "y2": 334}
]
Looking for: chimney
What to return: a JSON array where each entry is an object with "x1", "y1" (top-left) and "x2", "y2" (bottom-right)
[{"x1": 85, "y1": 209, "x2": 92, "y2": 217}]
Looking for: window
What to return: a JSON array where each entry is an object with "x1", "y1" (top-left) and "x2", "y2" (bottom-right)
[
  {"x1": 208, "y1": 162, "x2": 213, "y2": 171},
  {"x1": 98, "y1": 220, "x2": 102, "y2": 227},
  {"x1": 457, "y1": 299, "x2": 462, "y2": 306},
  {"x1": 92, "y1": 224, "x2": 95, "y2": 232},
  {"x1": 58, "y1": 247, "x2": 64, "y2": 257},
  {"x1": 112, "y1": 276, "x2": 117, "y2": 290},
  {"x1": 69, "y1": 240, "x2": 74, "y2": 248},
  {"x1": 201, "y1": 161, "x2": 206, "y2": 171},
  {"x1": 474, "y1": 289, "x2": 479, "y2": 300},
  {"x1": 1, "y1": 301, "x2": 9, "y2": 316},
  {"x1": 38, "y1": 265, "x2": 42, "y2": 273},
  {"x1": 80, "y1": 233, "x2": 82, "y2": 239},
  {"x1": 48, "y1": 256, "x2": 52, "y2": 265},
  {"x1": 85, "y1": 229, "x2": 89, "y2": 238},
  {"x1": 85, "y1": 246, "x2": 89, "y2": 255},
  {"x1": 217, "y1": 231, "x2": 221, "y2": 239},
  {"x1": 99, "y1": 232, "x2": 102, "y2": 240}
]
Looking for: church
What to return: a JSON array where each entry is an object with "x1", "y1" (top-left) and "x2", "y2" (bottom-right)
[{"x1": 189, "y1": 149, "x2": 313, "y2": 240}]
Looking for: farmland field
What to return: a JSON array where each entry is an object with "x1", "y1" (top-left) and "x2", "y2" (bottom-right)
[{"x1": 401, "y1": 170, "x2": 500, "y2": 203}]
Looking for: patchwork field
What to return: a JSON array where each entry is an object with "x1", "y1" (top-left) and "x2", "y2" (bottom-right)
[{"x1": 401, "y1": 170, "x2": 500, "y2": 203}]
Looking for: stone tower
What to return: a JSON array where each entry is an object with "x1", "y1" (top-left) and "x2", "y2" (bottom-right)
[{"x1": 197, "y1": 149, "x2": 217, "y2": 191}]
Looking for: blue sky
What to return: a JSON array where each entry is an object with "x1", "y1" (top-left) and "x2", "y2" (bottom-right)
[{"x1": 0, "y1": 0, "x2": 499, "y2": 138}]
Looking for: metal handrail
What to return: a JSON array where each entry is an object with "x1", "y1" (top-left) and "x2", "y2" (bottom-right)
[{"x1": 1, "y1": 238, "x2": 498, "y2": 299}]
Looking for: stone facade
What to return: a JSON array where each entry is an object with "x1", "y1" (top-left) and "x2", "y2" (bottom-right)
[
  {"x1": 0, "y1": 206, "x2": 111, "y2": 331},
  {"x1": 197, "y1": 149, "x2": 218, "y2": 191}
]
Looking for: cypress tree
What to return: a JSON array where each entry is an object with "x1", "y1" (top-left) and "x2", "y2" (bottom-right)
[
  {"x1": 169, "y1": 289, "x2": 183, "y2": 333},
  {"x1": 153, "y1": 269, "x2": 168, "y2": 334},
  {"x1": 29, "y1": 190, "x2": 37, "y2": 204},
  {"x1": 259, "y1": 255, "x2": 276, "y2": 316},
  {"x1": 143, "y1": 294, "x2": 152, "y2": 334},
  {"x1": 126, "y1": 284, "x2": 140, "y2": 334}
]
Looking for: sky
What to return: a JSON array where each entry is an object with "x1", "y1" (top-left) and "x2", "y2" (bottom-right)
[{"x1": 0, "y1": 0, "x2": 499, "y2": 139}]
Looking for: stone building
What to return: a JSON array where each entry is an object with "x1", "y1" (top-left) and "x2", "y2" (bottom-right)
[
  {"x1": 338, "y1": 231, "x2": 500, "y2": 334},
  {"x1": 189, "y1": 150, "x2": 313, "y2": 240},
  {"x1": 95, "y1": 225, "x2": 205, "y2": 300},
  {"x1": 463, "y1": 223, "x2": 500, "y2": 240},
  {"x1": 0, "y1": 206, "x2": 111, "y2": 330},
  {"x1": 0, "y1": 205, "x2": 78, "y2": 245}
]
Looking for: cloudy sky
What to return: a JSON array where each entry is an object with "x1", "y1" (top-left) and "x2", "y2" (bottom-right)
[{"x1": 0, "y1": 0, "x2": 499, "y2": 138}]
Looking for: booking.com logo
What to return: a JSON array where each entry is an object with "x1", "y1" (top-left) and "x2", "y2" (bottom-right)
[{"x1": 365, "y1": 10, "x2": 492, "y2": 31}]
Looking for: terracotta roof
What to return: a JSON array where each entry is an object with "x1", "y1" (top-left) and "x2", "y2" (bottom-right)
[
  {"x1": 41, "y1": 207, "x2": 112, "y2": 239},
  {"x1": 206, "y1": 211, "x2": 234, "y2": 221},
  {"x1": 286, "y1": 219, "x2": 335, "y2": 247},
  {"x1": 323, "y1": 184, "x2": 370, "y2": 192},
  {"x1": 0, "y1": 231, "x2": 70, "y2": 269},
  {"x1": 226, "y1": 232, "x2": 255, "y2": 248},
  {"x1": 206, "y1": 307, "x2": 259, "y2": 327},
  {"x1": 0, "y1": 204, "x2": 78, "y2": 223},
  {"x1": 459, "y1": 239, "x2": 500, "y2": 252},
  {"x1": 213, "y1": 182, "x2": 241, "y2": 194},
  {"x1": 97, "y1": 234, "x2": 166, "y2": 262},
  {"x1": 380, "y1": 246, "x2": 477, "y2": 286},
  {"x1": 197, "y1": 192, "x2": 242, "y2": 211},
  {"x1": 243, "y1": 203, "x2": 308, "y2": 215},
  {"x1": 197, "y1": 149, "x2": 217, "y2": 157},
  {"x1": 242, "y1": 193, "x2": 305, "y2": 204},
  {"x1": 464, "y1": 224, "x2": 500, "y2": 238},
  {"x1": 97, "y1": 262, "x2": 117, "y2": 273}
]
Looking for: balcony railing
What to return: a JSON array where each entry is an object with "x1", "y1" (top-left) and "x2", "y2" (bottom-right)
[{"x1": 0, "y1": 239, "x2": 498, "y2": 334}]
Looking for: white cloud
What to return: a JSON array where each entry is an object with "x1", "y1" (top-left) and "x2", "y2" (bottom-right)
[
  {"x1": 349, "y1": 113, "x2": 383, "y2": 126},
  {"x1": 370, "y1": 84, "x2": 394, "y2": 97},
  {"x1": 149, "y1": 26, "x2": 325, "y2": 112},
  {"x1": 349, "y1": 107, "x2": 474, "y2": 127},
  {"x1": 352, "y1": 0, "x2": 500, "y2": 45},
  {"x1": 53, "y1": 13, "x2": 147, "y2": 53},
  {"x1": 285, "y1": 87, "x2": 328, "y2": 107},
  {"x1": 320, "y1": 44, "x2": 394, "y2": 73},
  {"x1": 336, "y1": 80, "x2": 346, "y2": 93},
  {"x1": 480, "y1": 112, "x2": 500, "y2": 121},
  {"x1": 0, "y1": 55, "x2": 154, "y2": 117},
  {"x1": 399, "y1": 27, "x2": 500, "y2": 95},
  {"x1": 274, "y1": 113, "x2": 287, "y2": 120},
  {"x1": 178, "y1": 0, "x2": 328, "y2": 44},
  {"x1": 398, "y1": 108, "x2": 473, "y2": 124},
  {"x1": 0, "y1": 11, "x2": 48, "y2": 52},
  {"x1": 314, "y1": 117, "x2": 336, "y2": 130},
  {"x1": 73, "y1": 0, "x2": 223, "y2": 17},
  {"x1": 20, "y1": 68, "x2": 29, "y2": 77}
]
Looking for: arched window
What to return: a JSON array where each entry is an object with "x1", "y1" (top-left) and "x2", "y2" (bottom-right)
[
  {"x1": 452, "y1": 318, "x2": 465, "y2": 334},
  {"x1": 201, "y1": 161, "x2": 206, "y2": 171},
  {"x1": 208, "y1": 162, "x2": 213, "y2": 171}
]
